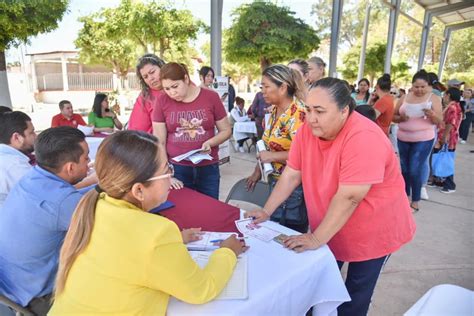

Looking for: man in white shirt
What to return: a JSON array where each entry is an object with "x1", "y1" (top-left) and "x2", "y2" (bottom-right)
[
  {"x1": 229, "y1": 97, "x2": 251, "y2": 152},
  {"x1": 0, "y1": 111, "x2": 37, "y2": 207}
]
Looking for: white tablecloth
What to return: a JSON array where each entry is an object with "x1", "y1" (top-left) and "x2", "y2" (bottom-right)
[
  {"x1": 168, "y1": 220, "x2": 350, "y2": 316},
  {"x1": 404, "y1": 284, "x2": 473, "y2": 316},
  {"x1": 85, "y1": 137, "x2": 105, "y2": 161},
  {"x1": 233, "y1": 121, "x2": 257, "y2": 141}
]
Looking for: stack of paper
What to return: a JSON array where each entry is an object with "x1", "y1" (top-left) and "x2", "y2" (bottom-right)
[
  {"x1": 189, "y1": 251, "x2": 248, "y2": 300},
  {"x1": 186, "y1": 232, "x2": 237, "y2": 251},
  {"x1": 235, "y1": 218, "x2": 281, "y2": 242},
  {"x1": 256, "y1": 140, "x2": 273, "y2": 182},
  {"x1": 172, "y1": 148, "x2": 212, "y2": 164},
  {"x1": 77, "y1": 125, "x2": 94, "y2": 136}
]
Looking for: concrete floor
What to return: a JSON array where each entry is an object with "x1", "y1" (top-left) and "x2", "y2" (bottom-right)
[{"x1": 220, "y1": 138, "x2": 474, "y2": 316}]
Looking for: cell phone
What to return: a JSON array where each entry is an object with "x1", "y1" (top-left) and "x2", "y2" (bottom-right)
[{"x1": 273, "y1": 234, "x2": 289, "y2": 245}]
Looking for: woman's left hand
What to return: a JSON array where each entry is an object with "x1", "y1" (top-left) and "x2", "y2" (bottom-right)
[
  {"x1": 181, "y1": 228, "x2": 203, "y2": 244},
  {"x1": 422, "y1": 108, "x2": 435, "y2": 119},
  {"x1": 170, "y1": 177, "x2": 184, "y2": 190},
  {"x1": 201, "y1": 141, "x2": 212, "y2": 154},
  {"x1": 283, "y1": 233, "x2": 322, "y2": 253},
  {"x1": 257, "y1": 151, "x2": 273, "y2": 163}
]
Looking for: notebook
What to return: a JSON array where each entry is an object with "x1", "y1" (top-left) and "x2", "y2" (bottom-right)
[
  {"x1": 189, "y1": 251, "x2": 248, "y2": 300},
  {"x1": 186, "y1": 232, "x2": 237, "y2": 251},
  {"x1": 149, "y1": 201, "x2": 175, "y2": 214}
]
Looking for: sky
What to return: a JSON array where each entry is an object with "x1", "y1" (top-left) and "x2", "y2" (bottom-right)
[{"x1": 6, "y1": 0, "x2": 317, "y2": 63}]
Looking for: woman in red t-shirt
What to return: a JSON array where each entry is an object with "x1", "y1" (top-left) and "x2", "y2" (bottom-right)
[
  {"x1": 246, "y1": 78, "x2": 415, "y2": 316},
  {"x1": 152, "y1": 63, "x2": 231, "y2": 199},
  {"x1": 372, "y1": 74, "x2": 395, "y2": 135}
]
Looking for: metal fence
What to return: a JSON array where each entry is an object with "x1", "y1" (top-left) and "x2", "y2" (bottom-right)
[{"x1": 36, "y1": 72, "x2": 139, "y2": 91}]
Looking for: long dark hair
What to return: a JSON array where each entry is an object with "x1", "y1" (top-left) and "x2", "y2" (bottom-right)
[
  {"x1": 136, "y1": 53, "x2": 166, "y2": 98},
  {"x1": 92, "y1": 93, "x2": 108, "y2": 118},
  {"x1": 356, "y1": 78, "x2": 371, "y2": 102}
]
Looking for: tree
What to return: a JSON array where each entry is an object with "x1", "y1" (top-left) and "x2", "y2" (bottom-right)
[
  {"x1": 75, "y1": 8, "x2": 136, "y2": 91},
  {"x1": 0, "y1": 0, "x2": 69, "y2": 108},
  {"x1": 225, "y1": 1, "x2": 320, "y2": 70}
]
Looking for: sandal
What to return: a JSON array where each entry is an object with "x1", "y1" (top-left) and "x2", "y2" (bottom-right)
[{"x1": 410, "y1": 204, "x2": 419, "y2": 213}]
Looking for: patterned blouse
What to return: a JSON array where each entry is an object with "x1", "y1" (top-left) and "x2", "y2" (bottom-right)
[
  {"x1": 437, "y1": 101, "x2": 462, "y2": 150},
  {"x1": 262, "y1": 99, "x2": 306, "y2": 177}
]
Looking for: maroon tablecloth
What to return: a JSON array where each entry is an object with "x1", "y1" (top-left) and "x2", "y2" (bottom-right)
[{"x1": 161, "y1": 187, "x2": 240, "y2": 234}]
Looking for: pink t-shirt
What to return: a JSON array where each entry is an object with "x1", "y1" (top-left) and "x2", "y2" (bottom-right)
[
  {"x1": 153, "y1": 88, "x2": 227, "y2": 166},
  {"x1": 397, "y1": 94, "x2": 436, "y2": 142},
  {"x1": 288, "y1": 112, "x2": 416, "y2": 262},
  {"x1": 128, "y1": 89, "x2": 162, "y2": 134}
]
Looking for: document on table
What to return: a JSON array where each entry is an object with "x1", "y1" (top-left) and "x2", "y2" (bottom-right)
[
  {"x1": 186, "y1": 232, "x2": 237, "y2": 251},
  {"x1": 77, "y1": 125, "x2": 94, "y2": 136},
  {"x1": 256, "y1": 140, "x2": 273, "y2": 182},
  {"x1": 172, "y1": 148, "x2": 212, "y2": 164},
  {"x1": 189, "y1": 251, "x2": 248, "y2": 300},
  {"x1": 235, "y1": 218, "x2": 281, "y2": 242},
  {"x1": 404, "y1": 103, "x2": 432, "y2": 118}
]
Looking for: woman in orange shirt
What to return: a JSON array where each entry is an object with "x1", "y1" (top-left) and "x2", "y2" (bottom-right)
[{"x1": 247, "y1": 78, "x2": 415, "y2": 316}]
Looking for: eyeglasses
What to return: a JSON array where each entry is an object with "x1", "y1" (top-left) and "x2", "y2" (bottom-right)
[{"x1": 146, "y1": 163, "x2": 174, "y2": 182}]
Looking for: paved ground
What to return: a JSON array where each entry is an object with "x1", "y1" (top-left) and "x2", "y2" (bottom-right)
[{"x1": 17, "y1": 105, "x2": 474, "y2": 315}]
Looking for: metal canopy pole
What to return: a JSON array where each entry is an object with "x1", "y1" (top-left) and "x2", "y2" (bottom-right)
[
  {"x1": 357, "y1": 2, "x2": 372, "y2": 83},
  {"x1": 417, "y1": 11, "x2": 432, "y2": 71},
  {"x1": 384, "y1": 0, "x2": 401, "y2": 74},
  {"x1": 210, "y1": 0, "x2": 223, "y2": 75},
  {"x1": 329, "y1": 0, "x2": 343, "y2": 78}
]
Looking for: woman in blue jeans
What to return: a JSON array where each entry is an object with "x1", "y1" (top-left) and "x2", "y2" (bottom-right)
[
  {"x1": 393, "y1": 70, "x2": 442, "y2": 212},
  {"x1": 152, "y1": 63, "x2": 231, "y2": 199}
]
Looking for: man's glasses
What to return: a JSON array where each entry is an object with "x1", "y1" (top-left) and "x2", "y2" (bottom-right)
[{"x1": 146, "y1": 163, "x2": 174, "y2": 182}]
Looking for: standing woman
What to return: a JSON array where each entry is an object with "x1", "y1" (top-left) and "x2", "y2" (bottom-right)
[
  {"x1": 372, "y1": 74, "x2": 395, "y2": 136},
  {"x1": 128, "y1": 54, "x2": 166, "y2": 134},
  {"x1": 246, "y1": 78, "x2": 415, "y2": 315},
  {"x1": 306, "y1": 56, "x2": 326, "y2": 85},
  {"x1": 246, "y1": 65, "x2": 308, "y2": 233},
  {"x1": 393, "y1": 69, "x2": 442, "y2": 212},
  {"x1": 88, "y1": 93, "x2": 123, "y2": 133},
  {"x1": 49, "y1": 131, "x2": 245, "y2": 315},
  {"x1": 351, "y1": 78, "x2": 371, "y2": 106},
  {"x1": 199, "y1": 66, "x2": 215, "y2": 89},
  {"x1": 152, "y1": 63, "x2": 231, "y2": 199}
]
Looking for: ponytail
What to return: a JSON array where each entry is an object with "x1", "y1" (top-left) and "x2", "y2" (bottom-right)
[{"x1": 54, "y1": 189, "x2": 99, "y2": 296}]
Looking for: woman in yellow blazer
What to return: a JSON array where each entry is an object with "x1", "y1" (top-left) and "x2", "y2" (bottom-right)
[{"x1": 50, "y1": 131, "x2": 246, "y2": 315}]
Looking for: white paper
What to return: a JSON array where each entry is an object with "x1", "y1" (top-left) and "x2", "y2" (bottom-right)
[
  {"x1": 187, "y1": 232, "x2": 237, "y2": 251},
  {"x1": 189, "y1": 251, "x2": 248, "y2": 300},
  {"x1": 256, "y1": 140, "x2": 273, "y2": 182},
  {"x1": 77, "y1": 124, "x2": 94, "y2": 136},
  {"x1": 235, "y1": 218, "x2": 281, "y2": 242},
  {"x1": 172, "y1": 148, "x2": 212, "y2": 164},
  {"x1": 404, "y1": 103, "x2": 431, "y2": 118}
]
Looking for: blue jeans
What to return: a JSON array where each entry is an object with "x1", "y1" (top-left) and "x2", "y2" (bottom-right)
[
  {"x1": 337, "y1": 256, "x2": 389, "y2": 316},
  {"x1": 421, "y1": 129, "x2": 437, "y2": 185},
  {"x1": 172, "y1": 163, "x2": 220, "y2": 200},
  {"x1": 398, "y1": 139, "x2": 434, "y2": 202},
  {"x1": 268, "y1": 176, "x2": 308, "y2": 233}
]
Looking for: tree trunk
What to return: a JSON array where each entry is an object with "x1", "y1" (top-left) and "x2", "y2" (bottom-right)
[
  {"x1": 159, "y1": 38, "x2": 165, "y2": 59},
  {"x1": 0, "y1": 50, "x2": 13, "y2": 108},
  {"x1": 259, "y1": 57, "x2": 271, "y2": 71}
]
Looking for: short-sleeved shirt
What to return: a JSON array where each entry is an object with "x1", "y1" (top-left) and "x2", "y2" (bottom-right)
[
  {"x1": 88, "y1": 112, "x2": 114, "y2": 128},
  {"x1": 437, "y1": 101, "x2": 462, "y2": 150},
  {"x1": 0, "y1": 166, "x2": 91, "y2": 306},
  {"x1": 374, "y1": 94, "x2": 395, "y2": 135},
  {"x1": 0, "y1": 144, "x2": 32, "y2": 208},
  {"x1": 262, "y1": 99, "x2": 305, "y2": 177},
  {"x1": 287, "y1": 112, "x2": 416, "y2": 262},
  {"x1": 153, "y1": 88, "x2": 227, "y2": 166},
  {"x1": 128, "y1": 89, "x2": 162, "y2": 134},
  {"x1": 250, "y1": 92, "x2": 271, "y2": 118},
  {"x1": 51, "y1": 113, "x2": 86, "y2": 128}
]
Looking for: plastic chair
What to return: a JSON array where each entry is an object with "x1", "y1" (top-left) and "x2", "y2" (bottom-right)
[
  {"x1": 225, "y1": 178, "x2": 270, "y2": 208},
  {"x1": 0, "y1": 294, "x2": 34, "y2": 316}
]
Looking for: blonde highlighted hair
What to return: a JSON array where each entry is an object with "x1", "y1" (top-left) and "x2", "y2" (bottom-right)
[
  {"x1": 54, "y1": 131, "x2": 161, "y2": 296},
  {"x1": 262, "y1": 64, "x2": 307, "y2": 101}
]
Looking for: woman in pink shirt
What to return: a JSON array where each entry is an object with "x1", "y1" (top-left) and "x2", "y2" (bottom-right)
[
  {"x1": 128, "y1": 54, "x2": 165, "y2": 134},
  {"x1": 247, "y1": 78, "x2": 416, "y2": 316},
  {"x1": 393, "y1": 69, "x2": 442, "y2": 212}
]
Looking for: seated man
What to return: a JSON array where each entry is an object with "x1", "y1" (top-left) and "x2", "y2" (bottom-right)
[
  {"x1": 0, "y1": 126, "x2": 93, "y2": 315},
  {"x1": 0, "y1": 111, "x2": 36, "y2": 207},
  {"x1": 229, "y1": 97, "x2": 251, "y2": 153},
  {"x1": 51, "y1": 100, "x2": 86, "y2": 128}
]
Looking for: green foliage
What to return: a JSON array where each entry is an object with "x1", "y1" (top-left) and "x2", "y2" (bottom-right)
[
  {"x1": 225, "y1": 1, "x2": 320, "y2": 70},
  {"x1": 0, "y1": 0, "x2": 69, "y2": 51}
]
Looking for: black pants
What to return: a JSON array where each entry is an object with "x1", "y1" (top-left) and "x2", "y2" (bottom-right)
[
  {"x1": 459, "y1": 112, "x2": 473, "y2": 141},
  {"x1": 27, "y1": 294, "x2": 52, "y2": 315},
  {"x1": 337, "y1": 256, "x2": 389, "y2": 316}
]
